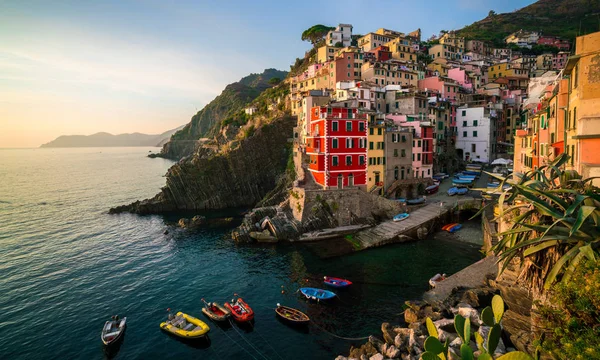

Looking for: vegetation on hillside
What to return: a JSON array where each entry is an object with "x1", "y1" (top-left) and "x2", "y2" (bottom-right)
[
  {"x1": 301, "y1": 24, "x2": 335, "y2": 45},
  {"x1": 457, "y1": 0, "x2": 600, "y2": 47}
]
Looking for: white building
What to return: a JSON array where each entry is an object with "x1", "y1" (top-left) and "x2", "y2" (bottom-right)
[
  {"x1": 456, "y1": 106, "x2": 497, "y2": 163},
  {"x1": 299, "y1": 90, "x2": 330, "y2": 144},
  {"x1": 245, "y1": 106, "x2": 258, "y2": 115},
  {"x1": 334, "y1": 81, "x2": 374, "y2": 109},
  {"x1": 327, "y1": 24, "x2": 353, "y2": 47}
]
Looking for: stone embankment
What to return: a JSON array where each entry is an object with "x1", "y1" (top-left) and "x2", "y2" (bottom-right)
[{"x1": 336, "y1": 257, "x2": 508, "y2": 360}]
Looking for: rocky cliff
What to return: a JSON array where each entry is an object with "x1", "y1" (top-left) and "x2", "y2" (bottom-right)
[
  {"x1": 158, "y1": 68, "x2": 287, "y2": 160},
  {"x1": 110, "y1": 115, "x2": 295, "y2": 214}
]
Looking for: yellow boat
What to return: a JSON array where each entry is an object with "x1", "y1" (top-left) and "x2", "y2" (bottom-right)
[{"x1": 160, "y1": 312, "x2": 210, "y2": 339}]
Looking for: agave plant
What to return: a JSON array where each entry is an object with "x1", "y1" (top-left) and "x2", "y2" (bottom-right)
[{"x1": 475, "y1": 153, "x2": 600, "y2": 293}]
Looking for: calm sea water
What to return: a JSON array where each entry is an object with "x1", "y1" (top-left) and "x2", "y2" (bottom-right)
[{"x1": 0, "y1": 147, "x2": 482, "y2": 359}]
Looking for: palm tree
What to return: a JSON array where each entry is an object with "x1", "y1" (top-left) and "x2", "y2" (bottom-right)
[{"x1": 478, "y1": 153, "x2": 599, "y2": 294}]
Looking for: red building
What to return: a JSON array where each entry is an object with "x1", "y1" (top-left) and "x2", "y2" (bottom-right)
[
  {"x1": 537, "y1": 36, "x2": 570, "y2": 51},
  {"x1": 306, "y1": 106, "x2": 368, "y2": 189},
  {"x1": 370, "y1": 45, "x2": 392, "y2": 62}
]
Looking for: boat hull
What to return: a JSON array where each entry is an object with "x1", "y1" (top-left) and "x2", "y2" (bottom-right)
[
  {"x1": 202, "y1": 302, "x2": 231, "y2": 322},
  {"x1": 406, "y1": 198, "x2": 425, "y2": 205},
  {"x1": 275, "y1": 305, "x2": 310, "y2": 326},
  {"x1": 299, "y1": 287, "x2": 336, "y2": 301},
  {"x1": 160, "y1": 312, "x2": 210, "y2": 339},
  {"x1": 393, "y1": 213, "x2": 409, "y2": 222},
  {"x1": 224, "y1": 298, "x2": 254, "y2": 323},
  {"x1": 323, "y1": 277, "x2": 352, "y2": 288},
  {"x1": 101, "y1": 317, "x2": 127, "y2": 346}
]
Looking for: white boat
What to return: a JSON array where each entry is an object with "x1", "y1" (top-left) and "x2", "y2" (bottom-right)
[
  {"x1": 428, "y1": 274, "x2": 446, "y2": 288},
  {"x1": 101, "y1": 316, "x2": 127, "y2": 346}
]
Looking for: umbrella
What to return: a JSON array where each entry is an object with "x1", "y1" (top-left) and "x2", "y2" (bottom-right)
[{"x1": 491, "y1": 158, "x2": 513, "y2": 165}]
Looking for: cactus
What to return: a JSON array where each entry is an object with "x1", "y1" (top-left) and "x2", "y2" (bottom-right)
[
  {"x1": 460, "y1": 343, "x2": 474, "y2": 360},
  {"x1": 454, "y1": 314, "x2": 470, "y2": 343},
  {"x1": 424, "y1": 317, "x2": 449, "y2": 360},
  {"x1": 492, "y1": 295, "x2": 505, "y2": 323}
]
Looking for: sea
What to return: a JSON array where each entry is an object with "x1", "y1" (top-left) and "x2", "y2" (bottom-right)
[{"x1": 0, "y1": 147, "x2": 483, "y2": 359}]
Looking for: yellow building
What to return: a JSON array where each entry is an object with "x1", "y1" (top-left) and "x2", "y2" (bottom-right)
[
  {"x1": 427, "y1": 60, "x2": 449, "y2": 77},
  {"x1": 563, "y1": 31, "x2": 600, "y2": 184},
  {"x1": 439, "y1": 31, "x2": 465, "y2": 50},
  {"x1": 367, "y1": 122, "x2": 386, "y2": 192},
  {"x1": 317, "y1": 45, "x2": 338, "y2": 64},
  {"x1": 385, "y1": 37, "x2": 416, "y2": 62},
  {"x1": 487, "y1": 62, "x2": 529, "y2": 80}
]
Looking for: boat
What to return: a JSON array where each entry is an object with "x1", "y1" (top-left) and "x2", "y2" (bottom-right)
[
  {"x1": 456, "y1": 175, "x2": 476, "y2": 181},
  {"x1": 395, "y1": 197, "x2": 407, "y2": 203},
  {"x1": 393, "y1": 213, "x2": 410, "y2": 222},
  {"x1": 324, "y1": 276, "x2": 352, "y2": 288},
  {"x1": 456, "y1": 188, "x2": 469, "y2": 195},
  {"x1": 224, "y1": 297, "x2": 254, "y2": 323},
  {"x1": 442, "y1": 223, "x2": 458, "y2": 231},
  {"x1": 201, "y1": 299, "x2": 231, "y2": 322},
  {"x1": 433, "y1": 173, "x2": 449, "y2": 180},
  {"x1": 447, "y1": 224, "x2": 463, "y2": 233},
  {"x1": 249, "y1": 230, "x2": 278, "y2": 243},
  {"x1": 452, "y1": 179, "x2": 473, "y2": 186},
  {"x1": 275, "y1": 304, "x2": 310, "y2": 325},
  {"x1": 447, "y1": 187, "x2": 458, "y2": 196},
  {"x1": 299, "y1": 287, "x2": 336, "y2": 301},
  {"x1": 425, "y1": 184, "x2": 439, "y2": 194},
  {"x1": 463, "y1": 170, "x2": 481, "y2": 176},
  {"x1": 406, "y1": 197, "x2": 425, "y2": 205},
  {"x1": 160, "y1": 312, "x2": 210, "y2": 339},
  {"x1": 466, "y1": 163, "x2": 482, "y2": 168},
  {"x1": 101, "y1": 316, "x2": 127, "y2": 346},
  {"x1": 429, "y1": 273, "x2": 447, "y2": 288}
]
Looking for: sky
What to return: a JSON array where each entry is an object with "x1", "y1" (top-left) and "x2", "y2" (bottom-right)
[{"x1": 0, "y1": 0, "x2": 535, "y2": 148}]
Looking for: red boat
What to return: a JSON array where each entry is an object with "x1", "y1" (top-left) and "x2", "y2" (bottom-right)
[
  {"x1": 323, "y1": 276, "x2": 352, "y2": 288},
  {"x1": 224, "y1": 297, "x2": 254, "y2": 323}
]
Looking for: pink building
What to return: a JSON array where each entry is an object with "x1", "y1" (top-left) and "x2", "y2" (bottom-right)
[
  {"x1": 418, "y1": 76, "x2": 460, "y2": 103},
  {"x1": 448, "y1": 68, "x2": 473, "y2": 92},
  {"x1": 552, "y1": 52, "x2": 568, "y2": 70}
]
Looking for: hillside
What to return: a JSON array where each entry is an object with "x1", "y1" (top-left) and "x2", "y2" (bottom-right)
[
  {"x1": 457, "y1": 0, "x2": 600, "y2": 46},
  {"x1": 40, "y1": 126, "x2": 183, "y2": 148},
  {"x1": 159, "y1": 68, "x2": 287, "y2": 160}
]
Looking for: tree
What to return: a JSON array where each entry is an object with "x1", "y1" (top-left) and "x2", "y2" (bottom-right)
[
  {"x1": 268, "y1": 77, "x2": 281, "y2": 86},
  {"x1": 489, "y1": 10, "x2": 497, "y2": 17},
  {"x1": 477, "y1": 153, "x2": 600, "y2": 295},
  {"x1": 301, "y1": 25, "x2": 335, "y2": 46}
]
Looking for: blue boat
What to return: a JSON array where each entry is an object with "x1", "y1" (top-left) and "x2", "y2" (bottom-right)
[
  {"x1": 452, "y1": 179, "x2": 473, "y2": 185},
  {"x1": 433, "y1": 173, "x2": 449, "y2": 181},
  {"x1": 463, "y1": 170, "x2": 481, "y2": 176},
  {"x1": 395, "y1": 197, "x2": 406, "y2": 203},
  {"x1": 447, "y1": 187, "x2": 459, "y2": 196},
  {"x1": 393, "y1": 213, "x2": 410, "y2": 222},
  {"x1": 406, "y1": 197, "x2": 425, "y2": 205},
  {"x1": 299, "y1": 287, "x2": 336, "y2": 301},
  {"x1": 456, "y1": 188, "x2": 469, "y2": 195},
  {"x1": 448, "y1": 224, "x2": 463, "y2": 233},
  {"x1": 457, "y1": 176, "x2": 476, "y2": 181}
]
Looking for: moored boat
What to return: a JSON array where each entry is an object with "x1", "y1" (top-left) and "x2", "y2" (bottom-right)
[
  {"x1": 452, "y1": 178, "x2": 473, "y2": 185},
  {"x1": 101, "y1": 315, "x2": 127, "y2": 346},
  {"x1": 201, "y1": 299, "x2": 230, "y2": 322},
  {"x1": 224, "y1": 297, "x2": 254, "y2": 323},
  {"x1": 463, "y1": 170, "x2": 481, "y2": 176},
  {"x1": 393, "y1": 213, "x2": 410, "y2": 222},
  {"x1": 425, "y1": 184, "x2": 439, "y2": 194},
  {"x1": 433, "y1": 173, "x2": 449, "y2": 180},
  {"x1": 249, "y1": 230, "x2": 278, "y2": 243},
  {"x1": 299, "y1": 287, "x2": 336, "y2": 301},
  {"x1": 395, "y1": 197, "x2": 406, "y2": 203},
  {"x1": 160, "y1": 312, "x2": 210, "y2": 339},
  {"x1": 275, "y1": 304, "x2": 310, "y2": 325},
  {"x1": 447, "y1": 187, "x2": 458, "y2": 196},
  {"x1": 324, "y1": 276, "x2": 352, "y2": 288},
  {"x1": 406, "y1": 197, "x2": 425, "y2": 205},
  {"x1": 442, "y1": 223, "x2": 458, "y2": 231}
]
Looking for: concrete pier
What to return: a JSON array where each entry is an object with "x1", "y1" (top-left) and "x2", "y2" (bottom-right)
[{"x1": 352, "y1": 197, "x2": 482, "y2": 250}]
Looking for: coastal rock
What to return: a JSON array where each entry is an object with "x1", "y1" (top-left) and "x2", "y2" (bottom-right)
[
  {"x1": 404, "y1": 308, "x2": 419, "y2": 324},
  {"x1": 381, "y1": 322, "x2": 395, "y2": 344},
  {"x1": 433, "y1": 318, "x2": 455, "y2": 333},
  {"x1": 368, "y1": 354, "x2": 383, "y2": 360},
  {"x1": 178, "y1": 215, "x2": 206, "y2": 228},
  {"x1": 109, "y1": 116, "x2": 295, "y2": 214},
  {"x1": 382, "y1": 343, "x2": 401, "y2": 359},
  {"x1": 348, "y1": 340, "x2": 378, "y2": 360},
  {"x1": 456, "y1": 303, "x2": 482, "y2": 325}
]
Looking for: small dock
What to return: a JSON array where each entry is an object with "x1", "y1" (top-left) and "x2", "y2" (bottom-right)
[{"x1": 352, "y1": 197, "x2": 481, "y2": 250}]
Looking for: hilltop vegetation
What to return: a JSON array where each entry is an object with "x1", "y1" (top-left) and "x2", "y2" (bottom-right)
[{"x1": 457, "y1": 0, "x2": 600, "y2": 47}]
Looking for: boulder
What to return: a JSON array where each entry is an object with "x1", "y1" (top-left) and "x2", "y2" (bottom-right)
[
  {"x1": 369, "y1": 354, "x2": 384, "y2": 360},
  {"x1": 177, "y1": 215, "x2": 206, "y2": 229},
  {"x1": 384, "y1": 344, "x2": 401, "y2": 359},
  {"x1": 433, "y1": 318, "x2": 455, "y2": 333},
  {"x1": 178, "y1": 218, "x2": 190, "y2": 227},
  {"x1": 348, "y1": 340, "x2": 378, "y2": 359},
  {"x1": 382, "y1": 322, "x2": 395, "y2": 344},
  {"x1": 404, "y1": 308, "x2": 419, "y2": 324},
  {"x1": 456, "y1": 303, "x2": 482, "y2": 325}
]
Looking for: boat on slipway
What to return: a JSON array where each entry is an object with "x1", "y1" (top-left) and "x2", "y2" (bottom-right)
[
  {"x1": 425, "y1": 184, "x2": 439, "y2": 194},
  {"x1": 406, "y1": 197, "x2": 425, "y2": 205},
  {"x1": 393, "y1": 213, "x2": 410, "y2": 222}
]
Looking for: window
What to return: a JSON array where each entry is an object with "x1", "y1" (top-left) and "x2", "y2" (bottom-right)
[
  {"x1": 332, "y1": 138, "x2": 338, "y2": 148},
  {"x1": 369, "y1": 142, "x2": 373, "y2": 150},
  {"x1": 418, "y1": 140, "x2": 421, "y2": 147},
  {"x1": 359, "y1": 122, "x2": 365, "y2": 132},
  {"x1": 346, "y1": 121, "x2": 352, "y2": 132},
  {"x1": 394, "y1": 167, "x2": 399, "y2": 180},
  {"x1": 573, "y1": 107, "x2": 577, "y2": 128},
  {"x1": 417, "y1": 153, "x2": 421, "y2": 161},
  {"x1": 401, "y1": 149, "x2": 406, "y2": 157},
  {"x1": 359, "y1": 156, "x2": 365, "y2": 165},
  {"x1": 473, "y1": 131, "x2": 478, "y2": 137},
  {"x1": 412, "y1": 153, "x2": 415, "y2": 161},
  {"x1": 377, "y1": 128, "x2": 382, "y2": 135},
  {"x1": 332, "y1": 156, "x2": 338, "y2": 166},
  {"x1": 377, "y1": 157, "x2": 381, "y2": 165},
  {"x1": 332, "y1": 121, "x2": 338, "y2": 132},
  {"x1": 402, "y1": 135, "x2": 406, "y2": 142},
  {"x1": 471, "y1": 144, "x2": 476, "y2": 152},
  {"x1": 473, "y1": 120, "x2": 478, "y2": 126},
  {"x1": 463, "y1": 131, "x2": 467, "y2": 137},
  {"x1": 346, "y1": 156, "x2": 352, "y2": 166},
  {"x1": 346, "y1": 138, "x2": 353, "y2": 148},
  {"x1": 369, "y1": 128, "x2": 374, "y2": 135}
]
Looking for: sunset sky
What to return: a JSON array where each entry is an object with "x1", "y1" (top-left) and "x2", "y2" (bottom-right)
[{"x1": 0, "y1": 0, "x2": 534, "y2": 148}]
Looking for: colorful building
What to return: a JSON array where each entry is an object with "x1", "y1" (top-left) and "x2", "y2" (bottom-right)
[
  {"x1": 418, "y1": 76, "x2": 460, "y2": 103},
  {"x1": 456, "y1": 106, "x2": 497, "y2": 163},
  {"x1": 306, "y1": 106, "x2": 368, "y2": 189},
  {"x1": 326, "y1": 24, "x2": 353, "y2": 47}
]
